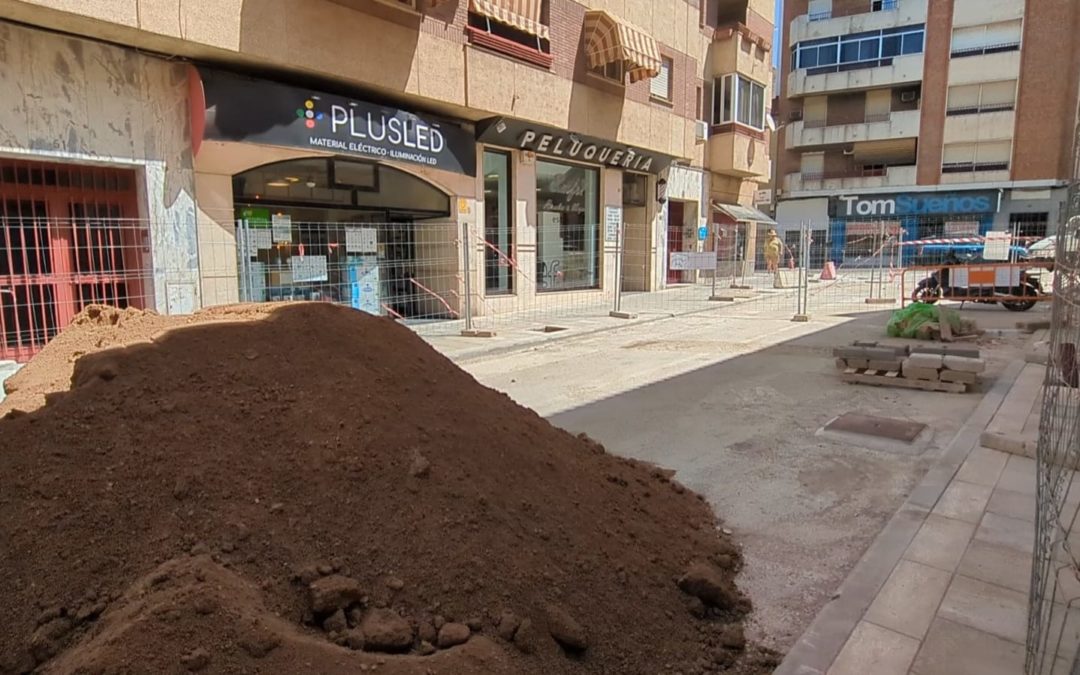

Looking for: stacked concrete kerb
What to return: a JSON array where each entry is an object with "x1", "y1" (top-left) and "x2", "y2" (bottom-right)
[{"x1": 833, "y1": 341, "x2": 985, "y2": 393}]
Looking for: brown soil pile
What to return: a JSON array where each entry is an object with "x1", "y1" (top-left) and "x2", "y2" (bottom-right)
[
  {"x1": 0, "y1": 303, "x2": 777, "y2": 675},
  {"x1": 1, "y1": 304, "x2": 281, "y2": 415}
]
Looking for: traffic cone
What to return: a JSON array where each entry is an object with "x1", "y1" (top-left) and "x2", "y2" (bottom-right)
[{"x1": 820, "y1": 261, "x2": 837, "y2": 281}]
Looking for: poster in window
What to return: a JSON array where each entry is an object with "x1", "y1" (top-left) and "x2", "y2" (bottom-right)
[
  {"x1": 271, "y1": 213, "x2": 293, "y2": 243},
  {"x1": 345, "y1": 227, "x2": 378, "y2": 254},
  {"x1": 290, "y1": 255, "x2": 329, "y2": 282},
  {"x1": 605, "y1": 206, "x2": 622, "y2": 243}
]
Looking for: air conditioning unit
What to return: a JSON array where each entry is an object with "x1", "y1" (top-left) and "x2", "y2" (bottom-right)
[
  {"x1": 900, "y1": 90, "x2": 918, "y2": 103},
  {"x1": 694, "y1": 120, "x2": 709, "y2": 142}
]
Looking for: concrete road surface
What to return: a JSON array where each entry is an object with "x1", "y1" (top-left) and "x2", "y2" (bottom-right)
[{"x1": 460, "y1": 307, "x2": 1030, "y2": 651}]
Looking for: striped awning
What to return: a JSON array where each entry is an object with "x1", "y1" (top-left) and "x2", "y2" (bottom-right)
[
  {"x1": 470, "y1": 0, "x2": 549, "y2": 40},
  {"x1": 583, "y1": 10, "x2": 662, "y2": 83}
]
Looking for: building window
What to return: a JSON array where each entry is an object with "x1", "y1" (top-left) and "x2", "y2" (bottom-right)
[
  {"x1": 536, "y1": 160, "x2": 600, "y2": 291},
  {"x1": 712, "y1": 74, "x2": 765, "y2": 130},
  {"x1": 946, "y1": 80, "x2": 1017, "y2": 116},
  {"x1": 951, "y1": 20, "x2": 1022, "y2": 58},
  {"x1": 483, "y1": 150, "x2": 513, "y2": 295},
  {"x1": 466, "y1": 3, "x2": 551, "y2": 66},
  {"x1": 696, "y1": 85, "x2": 704, "y2": 120},
  {"x1": 591, "y1": 60, "x2": 625, "y2": 84},
  {"x1": 650, "y1": 56, "x2": 674, "y2": 101},
  {"x1": 871, "y1": 0, "x2": 898, "y2": 11},
  {"x1": 941, "y1": 141, "x2": 1012, "y2": 173},
  {"x1": 374, "y1": 0, "x2": 418, "y2": 9},
  {"x1": 793, "y1": 24, "x2": 924, "y2": 74}
]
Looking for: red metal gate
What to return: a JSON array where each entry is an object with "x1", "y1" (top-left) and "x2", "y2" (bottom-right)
[{"x1": 0, "y1": 159, "x2": 145, "y2": 362}]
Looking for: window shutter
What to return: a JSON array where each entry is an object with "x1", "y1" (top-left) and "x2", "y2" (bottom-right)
[
  {"x1": 650, "y1": 58, "x2": 672, "y2": 99},
  {"x1": 942, "y1": 143, "x2": 976, "y2": 164},
  {"x1": 976, "y1": 141, "x2": 1012, "y2": 164},
  {"x1": 983, "y1": 19, "x2": 1022, "y2": 47},
  {"x1": 951, "y1": 26, "x2": 984, "y2": 52},
  {"x1": 801, "y1": 152, "x2": 825, "y2": 174},
  {"x1": 980, "y1": 80, "x2": 1017, "y2": 107},
  {"x1": 947, "y1": 84, "x2": 980, "y2": 110}
]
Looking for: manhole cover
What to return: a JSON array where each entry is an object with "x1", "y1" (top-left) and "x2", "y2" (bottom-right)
[{"x1": 824, "y1": 413, "x2": 927, "y2": 443}]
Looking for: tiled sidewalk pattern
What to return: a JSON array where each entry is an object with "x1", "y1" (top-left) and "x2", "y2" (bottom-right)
[{"x1": 828, "y1": 450, "x2": 1078, "y2": 675}]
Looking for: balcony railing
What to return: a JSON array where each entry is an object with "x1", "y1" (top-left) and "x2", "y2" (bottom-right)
[
  {"x1": 808, "y1": 10, "x2": 833, "y2": 22},
  {"x1": 951, "y1": 42, "x2": 1021, "y2": 59},
  {"x1": 945, "y1": 102, "x2": 1015, "y2": 117},
  {"x1": 802, "y1": 165, "x2": 903, "y2": 181},
  {"x1": 864, "y1": 112, "x2": 893, "y2": 123},
  {"x1": 941, "y1": 161, "x2": 1010, "y2": 174}
]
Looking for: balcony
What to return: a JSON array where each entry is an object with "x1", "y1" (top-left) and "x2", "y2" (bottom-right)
[
  {"x1": 790, "y1": 0, "x2": 929, "y2": 45},
  {"x1": 788, "y1": 53, "x2": 923, "y2": 97},
  {"x1": 709, "y1": 127, "x2": 769, "y2": 178},
  {"x1": 784, "y1": 164, "x2": 918, "y2": 194},
  {"x1": 711, "y1": 25, "x2": 772, "y2": 88},
  {"x1": 786, "y1": 108, "x2": 921, "y2": 149}
]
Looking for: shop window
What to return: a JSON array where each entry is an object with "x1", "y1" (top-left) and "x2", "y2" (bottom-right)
[
  {"x1": 1010, "y1": 213, "x2": 1049, "y2": 239},
  {"x1": 712, "y1": 74, "x2": 765, "y2": 130},
  {"x1": 535, "y1": 160, "x2": 600, "y2": 291},
  {"x1": 483, "y1": 150, "x2": 514, "y2": 295}
]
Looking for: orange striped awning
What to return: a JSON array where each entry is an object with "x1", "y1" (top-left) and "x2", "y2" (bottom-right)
[
  {"x1": 470, "y1": 0, "x2": 549, "y2": 40},
  {"x1": 583, "y1": 10, "x2": 662, "y2": 83}
]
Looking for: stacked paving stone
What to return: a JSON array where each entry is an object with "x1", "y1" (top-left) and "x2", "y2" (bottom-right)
[{"x1": 833, "y1": 341, "x2": 985, "y2": 392}]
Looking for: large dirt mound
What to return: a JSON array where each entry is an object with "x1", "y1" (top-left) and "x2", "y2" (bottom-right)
[
  {"x1": 1, "y1": 303, "x2": 281, "y2": 415},
  {"x1": 0, "y1": 303, "x2": 776, "y2": 674}
]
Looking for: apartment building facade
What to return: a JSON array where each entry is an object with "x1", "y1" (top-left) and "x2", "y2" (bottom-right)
[
  {"x1": 774, "y1": 0, "x2": 1080, "y2": 262},
  {"x1": 0, "y1": 0, "x2": 773, "y2": 361}
]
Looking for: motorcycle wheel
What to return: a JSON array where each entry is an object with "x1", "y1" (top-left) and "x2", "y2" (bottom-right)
[
  {"x1": 1003, "y1": 300, "x2": 1037, "y2": 312},
  {"x1": 912, "y1": 286, "x2": 940, "y2": 304}
]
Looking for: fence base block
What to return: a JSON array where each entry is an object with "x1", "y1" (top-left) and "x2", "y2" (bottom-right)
[
  {"x1": 709, "y1": 295, "x2": 737, "y2": 302},
  {"x1": 864, "y1": 298, "x2": 897, "y2": 305},
  {"x1": 460, "y1": 329, "x2": 496, "y2": 338},
  {"x1": 792, "y1": 314, "x2": 810, "y2": 323},
  {"x1": 609, "y1": 311, "x2": 637, "y2": 320}
]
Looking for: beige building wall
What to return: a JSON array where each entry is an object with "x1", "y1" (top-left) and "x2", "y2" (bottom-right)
[
  {"x1": 0, "y1": 0, "x2": 780, "y2": 315},
  {"x1": 0, "y1": 20, "x2": 199, "y2": 313}
]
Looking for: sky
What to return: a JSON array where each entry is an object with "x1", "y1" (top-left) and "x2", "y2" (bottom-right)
[{"x1": 773, "y1": 0, "x2": 784, "y2": 67}]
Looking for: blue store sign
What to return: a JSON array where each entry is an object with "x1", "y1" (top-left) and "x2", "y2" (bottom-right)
[{"x1": 829, "y1": 191, "x2": 998, "y2": 218}]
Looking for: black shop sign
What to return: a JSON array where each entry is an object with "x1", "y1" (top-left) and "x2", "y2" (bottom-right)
[
  {"x1": 476, "y1": 117, "x2": 675, "y2": 175},
  {"x1": 194, "y1": 69, "x2": 477, "y2": 176}
]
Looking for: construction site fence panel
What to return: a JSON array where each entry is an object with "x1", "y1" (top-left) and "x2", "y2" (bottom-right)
[{"x1": 0, "y1": 213, "x2": 1069, "y2": 363}]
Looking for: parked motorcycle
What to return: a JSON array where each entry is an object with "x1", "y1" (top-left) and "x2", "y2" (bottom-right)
[{"x1": 911, "y1": 268, "x2": 1043, "y2": 312}]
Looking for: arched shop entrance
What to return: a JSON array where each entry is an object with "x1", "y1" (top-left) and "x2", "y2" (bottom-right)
[{"x1": 233, "y1": 157, "x2": 453, "y2": 319}]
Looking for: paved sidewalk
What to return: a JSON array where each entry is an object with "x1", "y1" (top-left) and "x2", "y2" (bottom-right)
[{"x1": 777, "y1": 350, "x2": 1076, "y2": 674}]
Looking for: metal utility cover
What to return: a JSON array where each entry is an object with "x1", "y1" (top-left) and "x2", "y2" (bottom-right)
[{"x1": 824, "y1": 413, "x2": 927, "y2": 443}]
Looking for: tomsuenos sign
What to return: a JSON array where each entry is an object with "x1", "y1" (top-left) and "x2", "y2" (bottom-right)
[
  {"x1": 194, "y1": 69, "x2": 477, "y2": 176},
  {"x1": 829, "y1": 191, "x2": 998, "y2": 217}
]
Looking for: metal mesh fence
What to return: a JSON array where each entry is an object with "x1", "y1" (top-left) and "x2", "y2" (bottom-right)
[
  {"x1": 0, "y1": 210, "x2": 1061, "y2": 364},
  {"x1": 1027, "y1": 186, "x2": 1080, "y2": 675}
]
